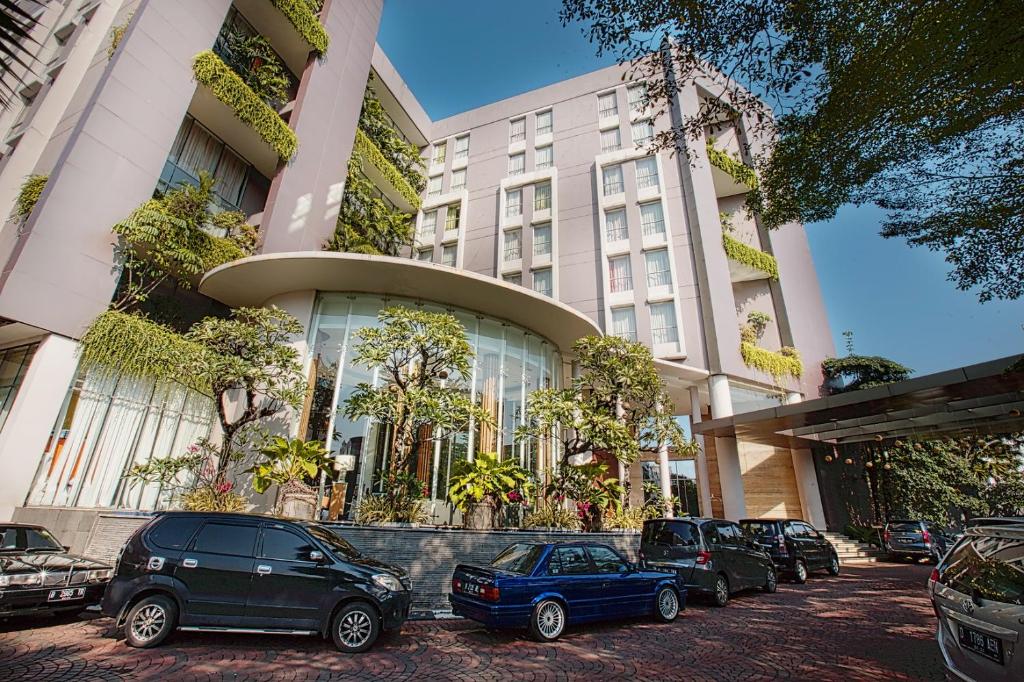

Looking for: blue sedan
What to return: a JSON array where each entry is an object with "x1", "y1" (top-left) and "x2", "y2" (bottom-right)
[{"x1": 449, "y1": 541, "x2": 685, "y2": 642}]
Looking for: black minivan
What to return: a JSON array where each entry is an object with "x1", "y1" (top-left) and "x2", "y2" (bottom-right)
[
  {"x1": 640, "y1": 518, "x2": 776, "y2": 607},
  {"x1": 101, "y1": 512, "x2": 411, "y2": 653},
  {"x1": 739, "y1": 518, "x2": 840, "y2": 583}
]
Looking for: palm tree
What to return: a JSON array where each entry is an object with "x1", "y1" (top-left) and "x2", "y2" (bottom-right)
[{"x1": 0, "y1": 0, "x2": 40, "y2": 110}]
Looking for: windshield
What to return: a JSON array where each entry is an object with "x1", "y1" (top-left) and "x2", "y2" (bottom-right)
[
  {"x1": 305, "y1": 525, "x2": 362, "y2": 560},
  {"x1": 889, "y1": 522, "x2": 922, "y2": 533},
  {"x1": 940, "y1": 532, "x2": 1024, "y2": 605},
  {"x1": 0, "y1": 526, "x2": 63, "y2": 552},
  {"x1": 490, "y1": 543, "x2": 546, "y2": 575}
]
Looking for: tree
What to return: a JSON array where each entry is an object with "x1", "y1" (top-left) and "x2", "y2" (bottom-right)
[
  {"x1": 561, "y1": 0, "x2": 1024, "y2": 302},
  {"x1": 822, "y1": 330, "x2": 912, "y2": 393},
  {"x1": 184, "y1": 306, "x2": 307, "y2": 481},
  {"x1": 248, "y1": 437, "x2": 333, "y2": 516}
]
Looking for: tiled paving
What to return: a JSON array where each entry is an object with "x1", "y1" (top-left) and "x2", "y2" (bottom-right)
[{"x1": 0, "y1": 563, "x2": 945, "y2": 681}]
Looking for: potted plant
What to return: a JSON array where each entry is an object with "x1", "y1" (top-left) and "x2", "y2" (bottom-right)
[
  {"x1": 248, "y1": 437, "x2": 332, "y2": 518},
  {"x1": 448, "y1": 452, "x2": 533, "y2": 530}
]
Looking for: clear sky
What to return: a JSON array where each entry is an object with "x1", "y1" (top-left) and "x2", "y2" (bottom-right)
[{"x1": 378, "y1": 0, "x2": 1024, "y2": 376}]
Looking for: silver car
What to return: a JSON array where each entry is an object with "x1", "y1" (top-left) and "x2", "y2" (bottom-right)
[{"x1": 929, "y1": 520, "x2": 1024, "y2": 681}]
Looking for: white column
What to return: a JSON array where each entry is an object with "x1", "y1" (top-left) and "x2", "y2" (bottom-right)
[
  {"x1": 0, "y1": 334, "x2": 80, "y2": 521},
  {"x1": 782, "y1": 392, "x2": 827, "y2": 528},
  {"x1": 709, "y1": 374, "x2": 747, "y2": 520},
  {"x1": 657, "y1": 402, "x2": 672, "y2": 518},
  {"x1": 689, "y1": 386, "x2": 713, "y2": 516}
]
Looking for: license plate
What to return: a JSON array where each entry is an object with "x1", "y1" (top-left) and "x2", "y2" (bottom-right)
[
  {"x1": 958, "y1": 624, "x2": 1003, "y2": 664},
  {"x1": 897, "y1": 538, "x2": 914, "y2": 543},
  {"x1": 48, "y1": 588, "x2": 86, "y2": 602},
  {"x1": 463, "y1": 583, "x2": 482, "y2": 595}
]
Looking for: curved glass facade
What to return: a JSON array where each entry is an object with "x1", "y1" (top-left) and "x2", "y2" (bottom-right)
[{"x1": 304, "y1": 293, "x2": 563, "y2": 520}]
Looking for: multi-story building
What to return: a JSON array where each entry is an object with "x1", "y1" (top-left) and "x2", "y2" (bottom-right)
[{"x1": 0, "y1": 0, "x2": 832, "y2": 541}]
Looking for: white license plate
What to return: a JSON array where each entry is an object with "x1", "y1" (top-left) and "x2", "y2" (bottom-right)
[{"x1": 48, "y1": 588, "x2": 86, "y2": 602}]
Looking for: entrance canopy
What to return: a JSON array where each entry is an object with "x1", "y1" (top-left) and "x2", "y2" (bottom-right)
[{"x1": 693, "y1": 355, "x2": 1024, "y2": 448}]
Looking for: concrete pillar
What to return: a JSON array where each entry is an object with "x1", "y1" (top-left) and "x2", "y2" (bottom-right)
[
  {"x1": 0, "y1": 334, "x2": 80, "y2": 521},
  {"x1": 781, "y1": 391, "x2": 827, "y2": 528},
  {"x1": 655, "y1": 401, "x2": 673, "y2": 517},
  {"x1": 708, "y1": 374, "x2": 746, "y2": 520},
  {"x1": 689, "y1": 385, "x2": 713, "y2": 516}
]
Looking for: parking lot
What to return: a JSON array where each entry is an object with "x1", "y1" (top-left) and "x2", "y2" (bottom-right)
[{"x1": 0, "y1": 563, "x2": 945, "y2": 681}]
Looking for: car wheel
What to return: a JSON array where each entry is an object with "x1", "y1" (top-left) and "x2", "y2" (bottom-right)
[
  {"x1": 331, "y1": 602, "x2": 380, "y2": 653},
  {"x1": 827, "y1": 553, "x2": 840, "y2": 576},
  {"x1": 793, "y1": 560, "x2": 808, "y2": 584},
  {"x1": 762, "y1": 566, "x2": 778, "y2": 593},
  {"x1": 711, "y1": 574, "x2": 729, "y2": 607},
  {"x1": 529, "y1": 599, "x2": 566, "y2": 642},
  {"x1": 124, "y1": 595, "x2": 177, "y2": 649},
  {"x1": 653, "y1": 586, "x2": 680, "y2": 622}
]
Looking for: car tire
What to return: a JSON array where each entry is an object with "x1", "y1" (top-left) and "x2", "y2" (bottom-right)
[
  {"x1": 827, "y1": 553, "x2": 840, "y2": 576},
  {"x1": 529, "y1": 599, "x2": 567, "y2": 642},
  {"x1": 331, "y1": 601, "x2": 380, "y2": 654},
  {"x1": 762, "y1": 566, "x2": 778, "y2": 593},
  {"x1": 124, "y1": 595, "x2": 177, "y2": 649},
  {"x1": 653, "y1": 586, "x2": 680, "y2": 622},
  {"x1": 793, "y1": 560, "x2": 808, "y2": 584},
  {"x1": 711, "y1": 574, "x2": 730, "y2": 607}
]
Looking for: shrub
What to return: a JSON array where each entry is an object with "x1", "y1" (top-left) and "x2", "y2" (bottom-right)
[
  {"x1": 268, "y1": 0, "x2": 329, "y2": 54},
  {"x1": 722, "y1": 233, "x2": 779, "y2": 279},
  {"x1": 524, "y1": 501, "x2": 581, "y2": 530},
  {"x1": 354, "y1": 493, "x2": 429, "y2": 525},
  {"x1": 14, "y1": 174, "x2": 47, "y2": 221}
]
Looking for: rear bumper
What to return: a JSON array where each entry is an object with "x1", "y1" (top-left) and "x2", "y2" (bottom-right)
[
  {"x1": 886, "y1": 544, "x2": 933, "y2": 556},
  {"x1": 1, "y1": 583, "x2": 107, "y2": 618},
  {"x1": 449, "y1": 593, "x2": 530, "y2": 628}
]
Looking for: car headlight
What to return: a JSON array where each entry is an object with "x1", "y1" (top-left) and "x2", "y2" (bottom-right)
[
  {"x1": 6, "y1": 573, "x2": 42, "y2": 587},
  {"x1": 0, "y1": 574, "x2": 8, "y2": 588},
  {"x1": 371, "y1": 573, "x2": 403, "y2": 592},
  {"x1": 88, "y1": 569, "x2": 113, "y2": 583}
]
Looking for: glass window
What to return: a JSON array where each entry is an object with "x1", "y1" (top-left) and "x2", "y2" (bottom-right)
[
  {"x1": 260, "y1": 527, "x2": 316, "y2": 562},
  {"x1": 148, "y1": 517, "x2": 202, "y2": 551},
  {"x1": 611, "y1": 306, "x2": 637, "y2": 341},
  {"x1": 534, "y1": 182, "x2": 551, "y2": 211},
  {"x1": 506, "y1": 188, "x2": 522, "y2": 217},
  {"x1": 631, "y1": 119, "x2": 654, "y2": 147},
  {"x1": 533, "y1": 223, "x2": 552, "y2": 256},
  {"x1": 603, "y1": 164, "x2": 624, "y2": 195},
  {"x1": 536, "y1": 110, "x2": 553, "y2": 136},
  {"x1": 0, "y1": 526, "x2": 61, "y2": 552},
  {"x1": 162, "y1": 115, "x2": 251, "y2": 211},
  {"x1": 306, "y1": 525, "x2": 361, "y2": 560},
  {"x1": 598, "y1": 92, "x2": 618, "y2": 119},
  {"x1": 600, "y1": 127, "x2": 621, "y2": 152},
  {"x1": 608, "y1": 255, "x2": 632, "y2": 293},
  {"x1": 533, "y1": 268, "x2": 552, "y2": 297},
  {"x1": 549, "y1": 546, "x2": 593, "y2": 575},
  {"x1": 420, "y1": 210, "x2": 437, "y2": 237},
  {"x1": 509, "y1": 117, "x2": 526, "y2": 143},
  {"x1": 650, "y1": 302, "x2": 679, "y2": 344},
  {"x1": 940, "y1": 534, "x2": 1024, "y2": 605},
  {"x1": 503, "y1": 273, "x2": 522, "y2": 285},
  {"x1": 490, "y1": 543, "x2": 545, "y2": 575},
  {"x1": 643, "y1": 520, "x2": 698, "y2": 547},
  {"x1": 640, "y1": 201, "x2": 666, "y2": 237},
  {"x1": 703, "y1": 523, "x2": 722, "y2": 545},
  {"x1": 536, "y1": 145, "x2": 553, "y2": 169},
  {"x1": 441, "y1": 244, "x2": 457, "y2": 267},
  {"x1": 432, "y1": 141, "x2": 446, "y2": 165},
  {"x1": 628, "y1": 83, "x2": 649, "y2": 113},
  {"x1": 509, "y1": 152, "x2": 525, "y2": 176},
  {"x1": 451, "y1": 168, "x2": 466, "y2": 191},
  {"x1": 416, "y1": 247, "x2": 433, "y2": 262},
  {"x1": 504, "y1": 229, "x2": 522, "y2": 261},
  {"x1": 445, "y1": 204, "x2": 460, "y2": 231},
  {"x1": 0, "y1": 343, "x2": 37, "y2": 432},
  {"x1": 192, "y1": 523, "x2": 257, "y2": 557},
  {"x1": 645, "y1": 249, "x2": 672, "y2": 288},
  {"x1": 636, "y1": 156, "x2": 660, "y2": 189},
  {"x1": 427, "y1": 175, "x2": 442, "y2": 197},
  {"x1": 454, "y1": 135, "x2": 470, "y2": 160},
  {"x1": 605, "y1": 208, "x2": 628, "y2": 242},
  {"x1": 587, "y1": 545, "x2": 628, "y2": 573}
]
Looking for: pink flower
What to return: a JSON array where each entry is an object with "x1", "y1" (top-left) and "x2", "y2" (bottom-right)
[
  {"x1": 507, "y1": 491, "x2": 523, "y2": 503},
  {"x1": 215, "y1": 482, "x2": 233, "y2": 495},
  {"x1": 187, "y1": 444, "x2": 200, "y2": 454}
]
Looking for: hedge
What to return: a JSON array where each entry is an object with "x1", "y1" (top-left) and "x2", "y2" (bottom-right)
[
  {"x1": 706, "y1": 142, "x2": 759, "y2": 189},
  {"x1": 354, "y1": 129, "x2": 422, "y2": 209},
  {"x1": 722, "y1": 233, "x2": 779, "y2": 279},
  {"x1": 740, "y1": 342, "x2": 803, "y2": 380},
  {"x1": 268, "y1": 0, "x2": 329, "y2": 55}
]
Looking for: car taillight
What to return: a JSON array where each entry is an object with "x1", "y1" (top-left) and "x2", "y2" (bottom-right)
[
  {"x1": 929, "y1": 568, "x2": 939, "y2": 584},
  {"x1": 452, "y1": 578, "x2": 462, "y2": 593},
  {"x1": 922, "y1": 530, "x2": 931, "y2": 545},
  {"x1": 776, "y1": 534, "x2": 788, "y2": 555},
  {"x1": 696, "y1": 550, "x2": 711, "y2": 565},
  {"x1": 479, "y1": 585, "x2": 501, "y2": 602},
  {"x1": 883, "y1": 530, "x2": 891, "y2": 543}
]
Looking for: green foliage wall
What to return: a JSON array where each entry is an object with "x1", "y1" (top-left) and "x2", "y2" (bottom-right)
[
  {"x1": 740, "y1": 341, "x2": 803, "y2": 380},
  {"x1": 14, "y1": 174, "x2": 47, "y2": 220},
  {"x1": 722, "y1": 233, "x2": 779, "y2": 279},
  {"x1": 706, "y1": 142, "x2": 758, "y2": 189},
  {"x1": 268, "y1": 0, "x2": 329, "y2": 54},
  {"x1": 353, "y1": 129, "x2": 421, "y2": 209}
]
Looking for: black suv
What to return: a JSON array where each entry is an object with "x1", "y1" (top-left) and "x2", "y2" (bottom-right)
[
  {"x1": 101, "y1": 512, "x2": 411, "y2": 653},
  {"x1": 739, "y1": 518, "x2": 839, "y2": 583}
]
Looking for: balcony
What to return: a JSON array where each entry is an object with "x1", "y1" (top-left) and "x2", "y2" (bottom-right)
[
  {"x1": 707, "y1": 142, "x2": 758, "y2": 198},
  {"x1": 354, "y1": 129, "x2": 421, "y2": 212},
  {"x1": 722, "y1": 234, "x2": 778, "y2": 282}
]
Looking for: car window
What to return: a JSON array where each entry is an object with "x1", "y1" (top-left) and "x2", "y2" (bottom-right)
[
  {"x1": 490, "y1": 543, "x2": 546, "y2": 575},
  {"x1": 549, "y1": 546, "x2": 593, "y2": 575},
  {"x1": 587, "y1": 545, "x2": 628, "y2": 573},
  {"x1": 702, "y1": 523, "x2": 722, "y2": 545},
  {"x1": 740, "y1": 521, "x2": 776, "y2": 540},
  {"x1": 940, "y1": 533, "x2": 1024, "y2": 605},
  {"x1": 719, "y1": 523, "x2": 742, "y2": 545},
  {"x1": 0, "y1": 527, "x2": 62, "y2": 552},
  {"x1": 889, "y1": 522, "x2": 922, "y2": 533},
  {"x1": 149, "y1": 517, "x2": 202, "y2": 551},
  {"x1": 305, "y1": 525, "x2": 361, "y2": 560},
  {"x1": 797, "y1": 523, "x2": 818, "y2": 537},
  {"x1": 260, "y1": 527, "x2": 316, "y2": 562},
  {"x1": 642, "y1": 520, "x2": 698, "y2": 546},
  {"x1": 191, "y1": 523, "x2": 258, "y2": 557}
]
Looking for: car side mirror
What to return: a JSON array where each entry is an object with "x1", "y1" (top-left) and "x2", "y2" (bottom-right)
[{"x1": 309, "y1": 550, "x2": 324, "y2": 562}]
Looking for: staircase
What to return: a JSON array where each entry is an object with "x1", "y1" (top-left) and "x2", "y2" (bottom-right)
[{"x1": 821, "y1": 531, "x2": 882, "y2": 565}]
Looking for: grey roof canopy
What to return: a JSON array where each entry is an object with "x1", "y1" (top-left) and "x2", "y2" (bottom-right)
[{"x1": 693, "y1": 355, "x2": 1024, "y2": 448}]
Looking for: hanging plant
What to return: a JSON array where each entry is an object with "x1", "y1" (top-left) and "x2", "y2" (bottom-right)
[{"x1": 13, "y1": 174, "x2": 47, "y2": 221}]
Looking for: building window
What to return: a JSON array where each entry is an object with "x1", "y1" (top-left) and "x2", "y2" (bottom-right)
[
  {"x1": 645, "y1": 249, "x2": 672, "y2": 288},
  {"x1": 451, "y1": 168, "x2": 467, "y2": 191},
  {"x1": 605, "y1": 208, "x2": 628, "y2": 242},
  {"x1": 445, "y1": 204, "x2": 461, "y2": 232},
  {"x1": 510, "y1": 117, "x2": 526, "y2": 143},
  {"x1": 599, "y1": 92, "x2": 618, "y2": 119},
  {"x1": 534, "y1": 182, "x2": 552, "y2": 211},
  {"x1": 628, "y1": 83, "x2": 648, "y2": 114},
  {"x1": 160, "y1": 115, "x2": 253, "y2": 212},
  {"x1": 533, "y1": 268, "x2": 553, "y2": 297},
  {"x1": 432, "y1": 141, "x2": 447, "y2": 166},
  {"x1": 506, "y1": 189, "x2": 523, "y2": 217},
  {"x1": 611, "y1": 306, "x2": 637, "y2": 341},
  {"x1": 533, "y1": 223, "x2": 552, "y2": 256},
  {"x1": 650, "y1": 302, "x2": 679, "y2": 344},
  {"x1": 603, "y1": 164, "x2": 624, "y2": 195},
  {"x1": 504, "y1": 229, "x2": 522, "y2": 261},
  {"x1": 509, "y1": 152, "x2": 526, "y2": 176},
  {"x1": 536, "y1": 145, "x2": 553, "y2": 169},
  {"x1": 417, "y1": 247, "x2": 433, "y2": 262},
  {"x1": 420, "y1": 210, "x2": 437, "y2": 238},
  {"x1": 454, "y1": 134, "x2": 470, "y2": 161},
  {"x1": 441, "y1": 244, "x2": 457, "y2": 267},
  {"x1": 640, "y1": 201, "x2": 666, "y2": 238},
  {"x1": 536, "y1": 109, "x2": 553, "y2": 136},
  {"x1": 631, "y1": 119, "x2": 654, "y2": 147},
  {"x1": 600, "y1": 127, "x2": 621, "y2": 152},
  {"x1": 608, "y1": 255, "x2": 633, "y2": 293},
  {"x1": 0, "y1": 342, "x2": 38, "y2": 432},
  {"x1": 503, "y1": 273, "x2": 522, "y2": 285},
  {"x1": 635, "y1": 156, "x2": 659, "y2": 189},
  {"x1": 427, "y1": 175, "x2": 442, "y2": 197}
]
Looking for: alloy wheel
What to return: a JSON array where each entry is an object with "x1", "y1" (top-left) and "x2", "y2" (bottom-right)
[
  {"x1": 658, "y1": 588, "x2": 679, "y2": 619},
  {"x1": 714, "y1": 576, "x2": 729, "y2": 606},
  {"x1": 766, "y1": 567, "x2": 777, "y2": 592},
  {"x1": 129, "y1": 604, "x2": 166, "y2": 643},
  {"x1": 536, "y1": 601, "x2": 565, "y2": 639},
  {"x1": 795, "y1": 561, "x2": 808, "y2": 583},
  {"x1": 338, "y1": 609, "x2": 373, "y2": 649}
]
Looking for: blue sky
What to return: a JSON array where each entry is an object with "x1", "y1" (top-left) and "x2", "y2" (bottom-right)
[{"x1": 378, "y1": 0, "x2": 1024, "y2": 376}]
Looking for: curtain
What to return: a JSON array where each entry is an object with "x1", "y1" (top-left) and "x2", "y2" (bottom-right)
[
  {"x1": 537, "y1": 110, "x2": 552, "y2": 134},
  {"x1": 213, "y1": 148, "x2": 247, "y2": 207},
  {"x1": 534, "y1": 183, "x2": 551, "y2": 210},
  {"x1": 178, "y1": 123, "x2": 222, "y2": 179},
  {"x1": 506, "y1": 189, "x2": 522, "y2": 216},
  {"x1": 632, "y1": 121, "x2": 653, "y2": 145},
  {"x1": 609, "y1": 256, "x2": 632, "y2": 292},
  {"x1": 636, "y1": 157, "x2": 659, "y2": 188},
  {"x1": 533, "y1": 225, "x2": 551, "y2": 255},
  {"x1": 599, "y1": 93, "x2": 617, "y2": 117},
  {"x1": 601, "y1": 128, "x2": 620, "y2": 151},
  {"x1": 510, "y1": 118, "x2": 525, "y2": 141},
  {"x1": 509, "y1": 154, "x2": 525, "y2": 175},
  {"x1": 606, "y1": 208, "x2": 628, "y2": 241},
  {"x1": 504, "y1": 230, "x2": 522, "y2": 260},
  {"x1": 455, "y1": 135, "x2": 469, "y2": 158},
  {"x1": 603, "y1": 165, "x2": 624, "y2": 193},
  {"x1": 646, "y1": 249, "x2": 671, "y2": 287},
  {"x1": 650, "y1": 302, "x2": 679, "y2": 344},
  {"x1": 641, "y1": 201, "x2": 665, "y2": 236},
  {"x1": 533, "y1": 269, "x2": 552, "y2": 296},
  {"x1": 537, "y1": 146, "x2": 552, "y2": 168},
  {"x1": 612, "y1": 307, "x2": 637, "y2": 339}
]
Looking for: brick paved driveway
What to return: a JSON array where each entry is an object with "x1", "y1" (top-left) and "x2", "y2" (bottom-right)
[{"x1": 0, "y1": 563, "x2": 945, "y2": 681}]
